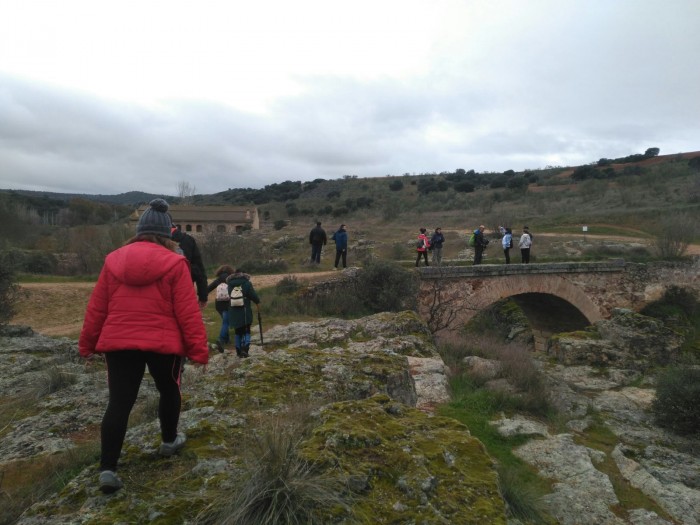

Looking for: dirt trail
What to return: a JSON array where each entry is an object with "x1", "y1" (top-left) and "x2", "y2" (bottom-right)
[{"x1": 12, "y1": 271, "x2": 337, "y2": 338}]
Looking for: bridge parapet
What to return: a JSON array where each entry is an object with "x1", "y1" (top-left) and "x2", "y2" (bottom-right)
[{"x1": 418, "y1": 260, "x2": 626, "y2": 279}]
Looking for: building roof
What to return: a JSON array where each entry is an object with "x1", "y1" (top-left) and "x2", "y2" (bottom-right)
[{"x1": 134, "y1": 204, "x2": 256, "y2": 223}]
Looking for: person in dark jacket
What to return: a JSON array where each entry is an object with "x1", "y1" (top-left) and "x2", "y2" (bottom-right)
[
  {"x1": 331, "y1": 224, "x2": 348, "y2": 270},
  {"x1": 207, "y1": 264, "x2": 235, "y2": 352},
  {"x1": 473, "y1": 225, "x2": 488, "y2": 265},
  {"x1": 429, "y1": 227, "x2": 445, "y2": 266},
  {"x1": 308, "y1": 221, "x2": 327, "y2": 264},
  {"x1": 227, "y1": 268, "x2": 261, "y2": 358},
  {"x1": 79, "y1": 199, "x2": 208, "y2": 494},
  {"x1": 171, "y1": 225, "x2": 208, "y2": 307}
]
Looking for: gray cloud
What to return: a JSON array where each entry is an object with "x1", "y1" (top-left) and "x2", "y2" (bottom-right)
[{"x1": 1, "y1": 1, "x2": 699, "y2": 195}]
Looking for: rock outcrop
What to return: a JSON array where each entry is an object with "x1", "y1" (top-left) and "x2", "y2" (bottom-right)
[{"x1": 1, "y1": 313, "x2": 505, "y2": 524}]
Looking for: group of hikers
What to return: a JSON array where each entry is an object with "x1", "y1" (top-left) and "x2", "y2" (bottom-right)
[
  {"x1": 309, "y1": 220, "x2": 534, "y2": 268},
  {"x1": 467, "y1": 224, "x2": 533, "y2": 266}
]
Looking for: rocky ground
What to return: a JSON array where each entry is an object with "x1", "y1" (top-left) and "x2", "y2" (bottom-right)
[{"x1": 1, "y1": 306, "x2": 698, "y2": 524}]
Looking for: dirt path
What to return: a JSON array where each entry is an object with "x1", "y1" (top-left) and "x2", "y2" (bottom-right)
[{"x1": 12, "y1": 272, "x2": 337, "y2": 338}]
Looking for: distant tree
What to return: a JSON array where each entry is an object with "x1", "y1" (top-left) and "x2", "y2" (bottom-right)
[
  {"x1": 597, "y1": 158, "x2": 613, "y2": 166},
  {"x1": 571, "y1": 165, "x2": 599, "y2": 181},
  {"x1": 177, "y1": 181, "x2": 196, "y2": 204},
  {"x1": 489, "y1": 175, "x2": 508, "y2": 188},
  {"x1": 503, "y1": 169, "x2": 515, "y2": 177},
  {"x1": 389, "y1": 180, "x2": 404, "y2": 191},
  {"x1": 688, "y1": 157, "x2": 700, "y2": 172},
  {"x1": 506, "y1": 177, "x2": 528, "y2": 190},
  {"x1": 655, "y1": 212, "x2": 696, "y2": 258},
  {"x1": 454, "y1": 181, "x2": 475, "y2": 193},
  {"x1": 644, "y1": 147, "x2": 660, "y2": 158}
]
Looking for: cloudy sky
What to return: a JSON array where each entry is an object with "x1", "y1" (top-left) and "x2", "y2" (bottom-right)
[{"x1": 1, "y1": 0, "x2": 698, "y2": 196}]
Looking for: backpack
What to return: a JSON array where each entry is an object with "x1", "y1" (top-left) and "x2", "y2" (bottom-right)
[
  {"x1": 230, "y1": 286, "x2": 245, "y2": 307},
  {"x1": 468, "y1": 233, "x2": 476, "y2": 247},
  {"x1": 416, "y1": 238, "x2": 426, "y2": 249},
  {"x1": 215, "y1": 282, "x2": 229, "y2": 301}
]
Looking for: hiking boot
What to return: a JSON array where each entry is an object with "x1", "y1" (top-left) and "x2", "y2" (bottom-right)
[
  {"x1": 159, "y1": 432, "x2": 186, "y2": 457},
  {"x1": 235, "y1": 347, "x2": 242, "y2": 357},
  {"x1": 241, "y1": 344, "x2": 250, "y2": 358},
  {"x1": 216, "y1": 340, "x2": 225, "y2": 353},
  {"x1": 99, "y1": 470, "x2": 123, "y2": 494}
]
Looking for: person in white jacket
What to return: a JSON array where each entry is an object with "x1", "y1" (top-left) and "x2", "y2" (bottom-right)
[{"x1": 518, "y1": 226, "x2": 532, "y2": 263}]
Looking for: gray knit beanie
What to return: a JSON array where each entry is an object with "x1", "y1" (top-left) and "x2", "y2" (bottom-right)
[{"x1": 136, "y1": 199, "x2": 172, "y2": 238}]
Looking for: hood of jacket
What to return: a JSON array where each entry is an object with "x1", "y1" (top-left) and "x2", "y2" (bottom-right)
[{"x1": 105, "y1": 241, "x2": 185, "y2": 286}]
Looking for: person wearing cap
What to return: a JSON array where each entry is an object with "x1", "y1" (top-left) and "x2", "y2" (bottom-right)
[
  {"x1": 79, "y1": 198, "x2": 209, "y2": 495},
  {"x1": 518, "y1": 226, "x2": 533, "y2": 263}
]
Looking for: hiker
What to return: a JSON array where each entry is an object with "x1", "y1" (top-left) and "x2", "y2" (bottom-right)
[
  {"x1": 519, "y1": 226, "x2": 533, "y2": 263},
  {"x1": 415, "y1": 227, "x2": 430, "y2": 266},
  {"x1": 207, "y1": 264, "x2": 235, "y2": 352},
  {"x1": 430, "y1": 227, "x2": 445, "y2": 266},
  {"x1": 502, "y1": 227, "x2": 513, "y2": 264},
  {"x1": 79, "y1": 199, "x2": 208, "y2": 495},
  {"x1": 308, "y1": 221, "x2": 327, "y2": 264},
  {"x1": 473, "y1": 225, "x2": 488, "y2": 265},
  {"x1": 227, "y1": 268, "x2": 261, "y2": 358},
  {"x1": 331, "y1": 224, "x2": 348, "y2": 270},
  {"x1": 171, "y1": 224, "x2": 208, "y2": 308}
]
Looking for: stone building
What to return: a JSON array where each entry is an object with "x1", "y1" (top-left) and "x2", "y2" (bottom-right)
[{"x1": 131, "y1": 205, "x2": 259, "y2": 234}]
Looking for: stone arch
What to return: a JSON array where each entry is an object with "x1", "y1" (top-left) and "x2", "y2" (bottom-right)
[
  {"x1": 467, "y1": 274, "x2": 604, "y2": 325},
  {"x1": 459, "y1": 275, "x2": 605, "y2": 351}
]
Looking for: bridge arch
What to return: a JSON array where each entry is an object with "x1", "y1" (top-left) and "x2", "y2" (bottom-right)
[{"x1": 417, "y1": 263, "x2": 626, "y2": 350}]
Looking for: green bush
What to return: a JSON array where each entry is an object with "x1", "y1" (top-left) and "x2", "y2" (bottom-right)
[
  {"x1": 652, "y1": 365, "x2": 700, "y2": 435},
  {"x1": 354, "y1": 260, "x2": 419, "y2": 313},
  {"x1": 276, "y1": 275, "x2": 300, "y2": 295},
  {"x1": 0, "y1": 262, "x2": 22, "y2": 326}
]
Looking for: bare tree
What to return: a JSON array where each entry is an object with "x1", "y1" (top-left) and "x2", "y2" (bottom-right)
[
  {"x1": 423, "y1": 268, "x2": 478, "y2": 333},
  {"x1": 656, "y1": 213, "x2": 697, "y2": 258},
  {"x1": 177, "y1": 181, "x2": 196, "y2": 204}
]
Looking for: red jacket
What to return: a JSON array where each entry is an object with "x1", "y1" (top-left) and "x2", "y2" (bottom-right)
[
  {"x1": 417, "y1": 233, "x2": 430, "y2": 252},
  {"x1": 79, "y1": 241, "x2": 209, "y2": 364}
]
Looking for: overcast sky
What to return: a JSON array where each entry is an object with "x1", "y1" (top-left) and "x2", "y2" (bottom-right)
[{"x1": 1, "y1": 0, "x2": 698, "y2": 196}]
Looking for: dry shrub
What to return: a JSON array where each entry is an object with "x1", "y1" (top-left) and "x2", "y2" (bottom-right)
[
  {"x1": 438, "y1": 333, "x2": 553, "y2": 417},
  {"x1": 198, "y1": 404, "x2": 350, "y2": 525}
]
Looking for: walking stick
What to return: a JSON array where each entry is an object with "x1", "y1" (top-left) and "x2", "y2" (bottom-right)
[{"x1": 256, "y1": 304, "x2": 264, "y2": 346}]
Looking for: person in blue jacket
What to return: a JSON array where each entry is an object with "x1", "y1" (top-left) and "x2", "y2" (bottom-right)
[{"x1": 331, "y1": 224, "x2": 348, "y2": 270}]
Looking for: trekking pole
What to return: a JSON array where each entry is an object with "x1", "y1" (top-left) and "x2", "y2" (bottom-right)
[{"x1": 256, "y1": 304, "x2": 264, "y2": 346}]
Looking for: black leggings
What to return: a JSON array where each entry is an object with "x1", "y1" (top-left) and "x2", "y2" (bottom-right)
[
  {"x1": 101, "y1": 351, "x2": 182, "y2": 471},
  {"x1": 415, "y1": 251, "x2": 429, "y2": 266}
]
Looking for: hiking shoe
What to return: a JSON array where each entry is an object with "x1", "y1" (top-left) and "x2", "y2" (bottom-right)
[
  {"x1": 99, "y1": 470, "x2": 123, "y2": 494},
  {"x1": 216, "y1": 340, "x2": 225, "y2": 353},
  {"x1": 159, "y1": 433, "x2": 186, "y2": 457}
]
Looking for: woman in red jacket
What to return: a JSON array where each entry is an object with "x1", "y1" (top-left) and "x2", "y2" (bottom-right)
[
  {"x1": 415, "y1": 227, "x2": 430, "y2": 267},
  {"x1": 79, "y1": 199, "x2": 209, "y2": 494}
]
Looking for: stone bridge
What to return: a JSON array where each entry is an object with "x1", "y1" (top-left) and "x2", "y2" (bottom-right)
[{"x1": 417, "y1": 259, "x2": 700, "y2": 350}]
